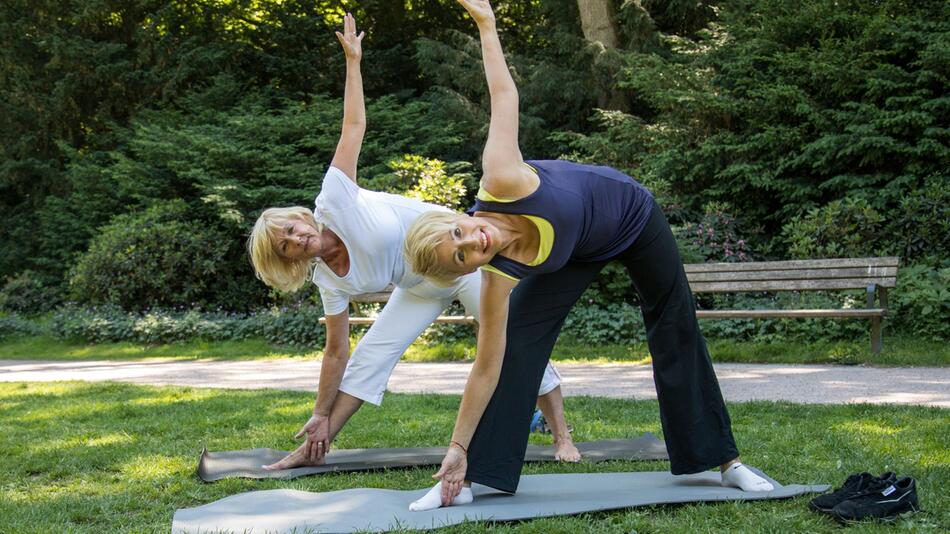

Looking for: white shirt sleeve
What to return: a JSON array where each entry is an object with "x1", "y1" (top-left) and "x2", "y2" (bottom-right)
[
  {"x1": 315, "y1": 166, "x2": 359, "y2": 214},
  {"x1": 319, "y1": 286, "x2": 350, "y2": 316}
]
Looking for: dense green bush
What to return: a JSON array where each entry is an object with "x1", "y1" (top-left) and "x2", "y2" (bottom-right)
[
  {"x1": 676, "y1": 202, "x2": 756, "y2": 263},
  {"x1": 48, "y1": 304, "x2": 326, "y2": 348},
  {"x1": 0, "y1": 314, "x2": 45, "y2": 339},
  {"x1": 781, "y1": 198, "x2": 886, "y2": 259},
  {"x1": 1, "y1": 0, "x2": 947, "y2": 341},
  {"x1": 566, "y1": 0, "x2": 949, "y2": 261},
  {"x1": 558, "y1": 290, "x2": 875, "y2": 347},
  {"x1": 886, "y1": 179, "x2": 950, "y2": 264},
  {"x1": 562, "y1": 302, "x2": 647, "y2": 345},
  {"x1": 889, "y1": 264, "x2": 950, "y2": 341},
  {"x1": 370, "y1": 154, "x2": 475, "y2": 210},
  {"x1": 68, "y1": 201, "x2": 240, "y2": 311},
  {"x1": 0, "y1": 271, "x2": 62, "y2": 314},
  {"x1": 696, "y1": 292, "x2": 867, "y2": 342}
]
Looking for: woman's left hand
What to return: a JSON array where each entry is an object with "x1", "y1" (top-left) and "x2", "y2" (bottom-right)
[
  {"x1": 336, "y1": 12, "x2": 365, "y2": 61},
  {"x1": 433, "y1": 445, "x2": 468, "y2": 505}
]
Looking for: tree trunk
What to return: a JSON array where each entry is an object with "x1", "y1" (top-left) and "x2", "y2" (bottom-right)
[
  {"x1": 577, "y1": 0, "x2": 629, "y2": 111},
  {"x1": 576, "y1": 0, "x2": 620, "y2": 48}
]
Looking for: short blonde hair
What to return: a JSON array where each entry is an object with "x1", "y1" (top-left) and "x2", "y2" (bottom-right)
[
  {"x1": 247, "y1": 206, "x2": 323, "y2": 292},
  {"x1": 404, "y1": 211, "x2": 464, "y2": 285}
]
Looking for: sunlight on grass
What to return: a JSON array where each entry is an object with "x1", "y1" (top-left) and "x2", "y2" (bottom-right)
[
  {"x1": 833, "y1": 420, "x2": 903, "y2": 437},
  {"x1": 30, "y1": 432, "x2": 135, "y2": 455},
  {"x1": 1, "y1": 382, "x2": 946, "y2": 532},
  {"x1": 127, "y1": 389, "x2": 220, "y2": 407},
  {"x1": 265, "y1": 403, "x2": 308, "y2": 417},
  {"x1": 119, "y1": 454, "x2": 191, "y2": 480}
]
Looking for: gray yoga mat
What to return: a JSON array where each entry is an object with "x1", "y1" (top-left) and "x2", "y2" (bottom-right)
[
  {"x1": 197, "y1": 434, "x2": 668, "y2": 481},
  {"x1": 173, "y1": 469, "x2": 829, "y2": 533}
]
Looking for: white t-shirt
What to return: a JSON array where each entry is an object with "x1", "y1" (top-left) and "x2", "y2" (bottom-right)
[{"x1": 311, "y1": 166, "x2": 450, "y2": 316}]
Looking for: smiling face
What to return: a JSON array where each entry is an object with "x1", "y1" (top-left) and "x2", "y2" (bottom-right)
[
  {"x1": 275, "y1": 220, "x2": 324, "y2": 262},
  {"x1": 433, "y1": 214, "x2": 500, "y2": 275}
]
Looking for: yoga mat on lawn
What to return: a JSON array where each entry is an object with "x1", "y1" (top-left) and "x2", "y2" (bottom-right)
[
  {"x1": 197, "y1": 434, "x2": 668, "y2": 481},
  {"x1": 173, "y1": 469, "x2": 829, "y2": 533}
]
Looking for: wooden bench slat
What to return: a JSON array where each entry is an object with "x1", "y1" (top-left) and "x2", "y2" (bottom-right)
[
  {"x1": 320, "y1": 258, "x2": 898, "y2": 355},
  {"x1": 687, "y1": 266, "x2": 897, "y2": 283},
  {"x1": 690, "y1": 278, "x2": 897, "y2": 292},
  {"x1": 696, "y1": 309, "x2": 886, "y2": 319},
  {"x1": 320, "y1": 316, "x2": 475, "y2": 325},
  {"x1": 351, "y1": 292, "x2": 394, "y2": 303},
  {"x1": 325, "y1": 311, "x2": 886, "y2": 324},
  {"x1": 684, "y1": 257, "x2": 899, "y2": 273}
]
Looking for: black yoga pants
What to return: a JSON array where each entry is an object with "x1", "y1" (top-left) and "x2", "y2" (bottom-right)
[{"x1": 465, "y1": 201, "x2": 739, "y2": 492}]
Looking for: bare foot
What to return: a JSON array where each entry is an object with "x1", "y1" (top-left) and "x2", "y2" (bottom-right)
[
  {"x1": 554, "y1": 435, "x2": 581, "y2": 463},
  {"x1": 262, "y1": 444, "x2": 326, "y2": 470}
]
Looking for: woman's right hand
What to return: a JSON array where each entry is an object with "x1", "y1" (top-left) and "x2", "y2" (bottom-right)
[
  {"x1": 262, "y1": 441, "x2": 325, "y2": 470},
  {"x1": 335, "y1": 12, "x2": 365, "y2": 61},
  {"x1": 295, "y1": 413, "x2": 331, "y2": 461},
  {"x1": 433, "y1": 445, "x2": 468, "y2": 505},
  {"x1": 458, "y1": 0, "x2": 496, "y2": 27}
]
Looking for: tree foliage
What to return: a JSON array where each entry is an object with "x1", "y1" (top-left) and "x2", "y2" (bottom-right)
[{"x1": 1, "y1": 0, "x2": 947, "y2": 317}]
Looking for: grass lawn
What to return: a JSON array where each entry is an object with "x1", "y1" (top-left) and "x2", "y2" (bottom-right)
[
  {"x1": 1, "y1": 382, "x2": 947, "y2": 533},
  {"x1": 2, "y1": 334, "x2": 947, "y2": 367}
]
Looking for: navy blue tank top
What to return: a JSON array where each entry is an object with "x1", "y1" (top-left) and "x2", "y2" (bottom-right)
[{"x1": 471, "y1": 160, "x2": 653, "y2": 281}]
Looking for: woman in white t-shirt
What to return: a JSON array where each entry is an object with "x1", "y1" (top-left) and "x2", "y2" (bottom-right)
[{"x1": 246, "y1": 13, "x2": 579, "y2": 469}]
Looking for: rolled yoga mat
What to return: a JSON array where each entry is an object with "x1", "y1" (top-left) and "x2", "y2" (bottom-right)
[
  {"x1": 197, "y1": 434, "x2": 669, "y2": 481},
  {"x1": 173, "y1": 469, "x2": 829, "y2": 533}
]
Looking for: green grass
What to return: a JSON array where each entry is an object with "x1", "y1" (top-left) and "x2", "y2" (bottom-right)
[
  {"x1": 0, "y1": 336, "x2": 316, "y2": 361},
  {"x1": 1, "y1": 334, "x2": 948, "y2": 367},
  {"x1": 0, "y1": 382, "x2": 946, "y2": 533}
]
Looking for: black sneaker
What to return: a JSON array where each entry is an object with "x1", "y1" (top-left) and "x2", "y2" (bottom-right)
[
  {"x1": 809, "y1": 472, "x2": 896, "y2": 513},
  {"x1": 832, "y1": 477, "x2": 920, "y2": 522}
]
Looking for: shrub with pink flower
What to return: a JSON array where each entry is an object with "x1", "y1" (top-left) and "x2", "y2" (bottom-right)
[{"x1": 682, "y1": 202, "x2": 754, "y2": 263}]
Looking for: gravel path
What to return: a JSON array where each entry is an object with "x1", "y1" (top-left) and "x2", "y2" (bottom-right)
[{"x1": 2, "y1": 359, "x2": 948, "y2": 408}]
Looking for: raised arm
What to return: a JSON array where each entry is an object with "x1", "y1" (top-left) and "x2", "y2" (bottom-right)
[
  {"x1": 434, "y1": 271, "x2": 518, "y2": 504},
  {"x1": 329, "y1": 13, "x2": 366, "y2": 182},
  {"x1": 458, "y1": 1, "x2": 535, "y2": 196}
]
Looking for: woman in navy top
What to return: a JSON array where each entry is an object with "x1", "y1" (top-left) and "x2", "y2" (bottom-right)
[{"x1": 404, "y1": 0, "x2": 775, "y2": 511}]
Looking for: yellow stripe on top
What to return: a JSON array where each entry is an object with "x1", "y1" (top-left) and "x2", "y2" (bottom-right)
[
  {"x1": 476, "y1": 186, "x2": 517, "y2": 203},
  {"x1": 476, "y1": 162, "x2": 552, "y2": 276},
  {"x1": 476, "y1": 162, "x2": 539, "y2": 203},
  {"x1": 480, "y1": 264, "x2": 520, "y2": 281},
  {"x1": 477, "y1": 214, "x2": 554, "y2": 280},
  {"x1": 523, "y1": 215, "x2": 553, "y2": 266}
]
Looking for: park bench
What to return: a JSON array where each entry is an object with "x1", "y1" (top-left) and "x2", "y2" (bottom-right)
[
  {"x1": 321, "y1": 257, "x2": 898, "y2": 354},
  {"x1": 687, "y1": 257, "x2": 898, "y2": 354}
]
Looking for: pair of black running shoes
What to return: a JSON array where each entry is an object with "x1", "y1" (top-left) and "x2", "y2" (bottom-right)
[{"x1": 809, "y1": 472, "x2": 920, "y2": 522}]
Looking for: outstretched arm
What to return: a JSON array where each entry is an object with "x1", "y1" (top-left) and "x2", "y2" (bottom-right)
[
  {"x1": 433, "y1": 271, "x2": 518, "y2": 505},
  {"x1": 293, "y1": 310, "x2": 351, "y2": 463},
  {"x1": 329, "y1": 13, "x2": 366, "y2": 183},
  {"x1": 458, "y1": 0, "x2": 535, "y2": 196}
]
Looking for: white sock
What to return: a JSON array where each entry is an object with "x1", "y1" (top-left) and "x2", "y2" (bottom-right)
[
  {"x1": 408, "y1": 481, "x2": 473, "y2": 511},
  {"x1": 721, "y1": 462, "x2": 774, "y2": 492}
]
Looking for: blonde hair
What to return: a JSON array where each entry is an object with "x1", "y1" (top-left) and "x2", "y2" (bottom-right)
[
  {"x1": 247, "y1": 206, "x2": 323, "y2": 292},
  {"x1": 404, "y1": 211, "x2": 464, "y2": 285}
]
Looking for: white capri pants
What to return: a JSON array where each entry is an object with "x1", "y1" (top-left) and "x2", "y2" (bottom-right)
[{"x1": 339, "y1": 271, "x2": 563, "y2": 405}]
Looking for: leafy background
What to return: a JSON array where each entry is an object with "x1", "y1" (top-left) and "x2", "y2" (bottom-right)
[{"x1": 1, "y1": 0, "x2": 947, "y2": 342}]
